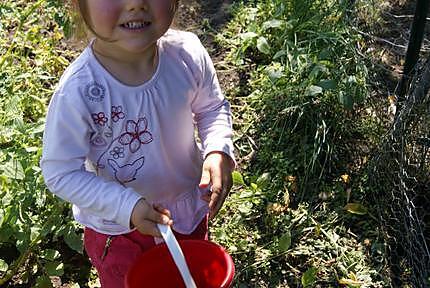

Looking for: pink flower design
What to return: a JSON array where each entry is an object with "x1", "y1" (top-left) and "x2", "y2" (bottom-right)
[
  {"x1": 119, "y1": 118, "x2": 153, "y2": 153},
  {"x1": 111, "y1": 106, "x2": 125, "y2": 122},
  {"x1": 92, "y1": 112, "x2": 108, "y2": 126}
]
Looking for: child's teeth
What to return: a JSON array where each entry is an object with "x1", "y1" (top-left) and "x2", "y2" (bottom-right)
[{"x1": 126, "y1": 22, "x2": 145, "y2": 29}]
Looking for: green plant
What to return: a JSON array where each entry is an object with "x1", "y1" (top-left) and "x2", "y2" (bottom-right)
[{"x1": 0, "y1": 1, "x2": 90, "y2": 286}]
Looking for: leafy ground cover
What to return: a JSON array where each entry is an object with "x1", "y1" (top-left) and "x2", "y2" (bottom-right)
[
  {"x1": 0, "y1": 1, "x2": 93, "y2": 287},
  {"x1": 0, "y1": 0, "x2": 424, "y2": 287},
  {"x1": 209, "y1": 0, "x2": 388, "y2": 286}
]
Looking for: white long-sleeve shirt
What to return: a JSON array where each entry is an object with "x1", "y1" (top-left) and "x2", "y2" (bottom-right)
[{"x1": 41, "y1": 29, "x2": 235, "y2": 235}]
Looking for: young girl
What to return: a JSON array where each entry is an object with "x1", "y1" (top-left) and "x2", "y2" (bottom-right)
[{"x1": 40, "y1": 0, "x2": 235, "y2": 286}]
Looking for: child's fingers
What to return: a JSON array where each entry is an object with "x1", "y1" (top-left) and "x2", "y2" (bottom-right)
[
  {"x1": 136, "y1": 206, "x2": 173, "y2": 237},
  {"x1": 135, "y1": 219, "x2": 163, "y2": 237},
  {"x1": 208, "y1": 166, "x2": 222, "y2": 206},
  {"x1": 146, "y1": 207, "x2": 172, "y2": 226},
  {"x1": 131, "y1": 199, "x2": 172, "y2": 237},
  {"x1": 153, "y1": 204, "x2": 172, "y2": 219},
  {"x1": 208, "y1": 190, "x2": 222, "y2": 219},
  {"x1": 209, "y1": 171, "x2": 233, "y2": 219},
  {"x1": 199, "y1": 165, "x2": 211, "y2": 188}
]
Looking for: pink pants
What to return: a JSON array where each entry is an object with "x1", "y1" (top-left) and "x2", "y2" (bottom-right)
[{"x1": 84, "y1": 217, "x2": 208, "y2": 288}]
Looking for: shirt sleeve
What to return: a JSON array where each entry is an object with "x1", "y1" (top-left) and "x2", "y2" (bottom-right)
[
  {"x1": 40, "y1": 89, "x2": 142, "y2": 229},
  {"x1": 190, "y1": 37, "x2": 236, "y2": 166}
]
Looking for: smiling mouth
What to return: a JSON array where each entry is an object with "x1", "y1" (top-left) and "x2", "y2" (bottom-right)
[{"x1": 121, "y1": 21, "x2": 151, "y2": 29}]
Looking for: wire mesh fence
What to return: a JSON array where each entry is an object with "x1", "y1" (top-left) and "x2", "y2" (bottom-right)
[{"x1": 368, "y1": 54, "x2": 430, "y2": 287}]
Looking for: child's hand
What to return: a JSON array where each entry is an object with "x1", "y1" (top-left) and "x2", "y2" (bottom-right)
[
  {"x1": 199, "y1": 152, "x2": 234, "y2": 219},
  {"x1": 130, "y1": 198, "x2": 173, "y2": 237}
]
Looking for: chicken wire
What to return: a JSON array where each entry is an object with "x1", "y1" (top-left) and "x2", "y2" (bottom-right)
[{"x1": 368, "y1": 55, "x2": 430, "y2": 287}]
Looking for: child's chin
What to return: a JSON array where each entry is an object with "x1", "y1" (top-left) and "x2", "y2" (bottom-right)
[{"x1": 120, "y1": 41, "x2": 156, "y2": 54}]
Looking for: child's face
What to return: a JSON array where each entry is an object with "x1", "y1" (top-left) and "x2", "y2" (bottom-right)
[{"x1": 84, "y1": 0, "x2": 176, "y2": 54}]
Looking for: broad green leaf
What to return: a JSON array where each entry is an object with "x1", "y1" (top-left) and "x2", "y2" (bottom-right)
[
  {"x1": 31, "y1": 123, "x2": 46, "y2": 134},
  {"x1": 24, "y1": 146, "x2": 39, "y2": 153},
  {"x1": 0, "y1": 225, "x2": 13, "y2": 242},
  {"x1": 306, "y1": 85, "x2": 323, "y2": 96},
  {"x1": 309, "y1": 64, "x2": 329, "y2": 78},
  {"x1": 302, "y1": 267, "x2": 317, "y2": 287},
  {"x1": 256, "y1": 173, "x2": 270, "y2": 188},
  {"x1": 262, "y1": 19, "x2": 284, "y2": 30},
  {"x1": 317, "y1": 79, "x2": 337, "y2": 90},
  {"x1": 239, "y1": 190, "x2": 254, "y2": 198},
  {"x1": 338, "y1": 92, "x2": 353, "y2": 110},
  {"x1": 45, "y1": 261, "x2": 64, "y2": 276},
  {"x1": 2, "y1": 193, "x2": 12, "y2": 206},
  {"x1": 35, "y1": 275, "x2": 52, "y2": 288},
  {"x1": 344, "y1": 203, "x2": 367, "y2": 215},
  {"x1": 16, "y1": 238, "x2": 30, "y2": 253},
  {"x1": 238, "y1": 202, "x2": 253, "y2": 215},
  {"x1": 0, "y1": 259, "x2": 8, "y2": 272},
  {"x1": 256, "y1": 37, "x2": 270, "y2": 55},
  {"x1": 239, "y1": 32, "x2": 258, "y2": 41},
  {"x1": 279, "y1": 230, "x2": 292, "y2": 251},
  {"x1": 215, "y1": 229, "x2": 227, "y2": 240},
  {"x1": 41, "y1": 212, "x2": 64, "y2": 237},
  {"x1": 30, "y1": 226, "x2": 41, "y2": 242},
  {"x1": 63, "y1": 226, "x2": 83, "y2": 253},
  {"x1": 232, "y1": 171, "x2": 245, "y2": 186},
  {"x1": 273, "y1": 50, "x2": 286, "y2": 60},
  {"x1": 0, "y1": 159, "x2": 25, "y2": 180},
  {"x1": 266, "y1": 67, "x2": 283, "y2": 80},
  {"x1": 41, "y1": 249, "x2": 60, "y2": 261},
  {"x1": 16, "y1": 230, "x2": 31, "y2": 253}
]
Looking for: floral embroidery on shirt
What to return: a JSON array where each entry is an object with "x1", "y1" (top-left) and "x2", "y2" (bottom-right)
[
  {"x1": 109, "y1": 146, "x2": 125, "y2": 159},
  {"x1": 111, "y1": 106, "x2": 125, "y2": 122},
  {"x1": 118, "y1": 117, "x2": 153, "y2": 153},
  {"x1": 92, "y1": 112, "x2": 108, "y2": 126},
  {"x1": 85, "y1": 82, "x2": 105, "y2": 102},
  {"x1": 95, "y1": 116, "x2": 152, "y2": 171}
]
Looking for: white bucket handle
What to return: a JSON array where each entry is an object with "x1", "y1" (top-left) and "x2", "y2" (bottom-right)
[{"x1": 157, "y1": 224, "x2": 197, "y2": 288}]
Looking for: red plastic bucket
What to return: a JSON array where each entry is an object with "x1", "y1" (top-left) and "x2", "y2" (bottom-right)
[{"x1": 125, "y1": 240, "x2": 235, "y2": 288}]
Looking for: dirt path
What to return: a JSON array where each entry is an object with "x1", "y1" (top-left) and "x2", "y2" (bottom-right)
[{"x1": 175, "y1": 0, "x2": 239, "y2": 93}]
